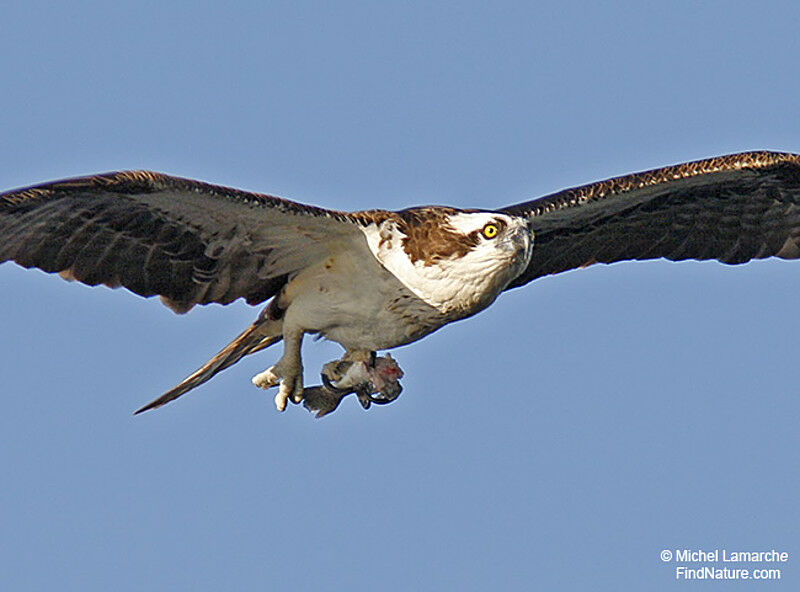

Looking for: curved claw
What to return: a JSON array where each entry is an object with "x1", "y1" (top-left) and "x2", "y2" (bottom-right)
[
  {"x1": 252, "y1": 364, "x2": 303, "y2": 412},
  {"x1": 321, "y1": 371, "x2": 349, "y2": 394},
  {"x1": 364, "y1": 382, "x2": 403, "y2": 405}
]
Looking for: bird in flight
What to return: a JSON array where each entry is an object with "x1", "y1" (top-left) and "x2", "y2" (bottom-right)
[{"x1": 2, "y1": 151, "x2": 799, "y2": 416}]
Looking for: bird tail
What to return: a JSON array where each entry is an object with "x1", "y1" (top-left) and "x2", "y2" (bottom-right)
[{"x1": 134, "y1": 321, "x2": 281, "y2": 414}]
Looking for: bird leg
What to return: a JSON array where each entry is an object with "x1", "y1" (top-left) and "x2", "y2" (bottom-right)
[
  {"x1": 252, "y1": 341, "x2": 404, "y2": 416},
  {"x1": 251, "y1": 328, "x2": 304, "y2": 412}
]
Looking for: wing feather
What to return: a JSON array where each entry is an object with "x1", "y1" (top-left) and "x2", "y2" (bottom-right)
[
  {"x1": 0, "y1": 171, "x2": 378, "y2": 311},
  {"x1": 500, "y1": 151, "x2": 800, "y2": 288}
]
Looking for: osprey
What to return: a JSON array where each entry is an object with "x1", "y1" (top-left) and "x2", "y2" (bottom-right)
[{"x1": 2, "y1": 151, "x2": 800, "y2": 415}]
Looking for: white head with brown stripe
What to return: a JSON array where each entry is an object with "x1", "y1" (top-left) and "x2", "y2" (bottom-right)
[{"x1": 361, "y1": 208, "x2": 533, "y2": 317}]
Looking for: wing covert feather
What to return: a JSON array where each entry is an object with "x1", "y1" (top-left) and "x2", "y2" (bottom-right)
[{"x1": 0, "y1": 171, "x2": 378, "y2": 311}]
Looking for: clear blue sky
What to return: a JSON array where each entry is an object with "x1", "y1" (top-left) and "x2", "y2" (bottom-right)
[{"x1": 1, "y1": 2, "x2": 798, "y2": 590}]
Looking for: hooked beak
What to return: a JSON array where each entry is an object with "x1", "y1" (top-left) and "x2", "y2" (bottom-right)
[{"x1": 501, "y1": 225, "x2": 533, "y2": 262}]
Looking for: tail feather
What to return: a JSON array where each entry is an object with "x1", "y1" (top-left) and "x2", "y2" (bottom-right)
[{"x1": 134, "y1": 323, "x2": 281, "y2": 414}]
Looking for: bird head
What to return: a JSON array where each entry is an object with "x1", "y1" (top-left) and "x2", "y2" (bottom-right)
[{"x1": 364, "y1": 208, "x2": 533, "y2": 317}]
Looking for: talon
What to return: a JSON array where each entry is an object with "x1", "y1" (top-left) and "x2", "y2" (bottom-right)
[
  {"x1": 252, "y1": 365, "x2": 295, "y2": 411},
  {"x1": 321, "y1": 360, "x2": 346, "y2": 383},
  {"x1": 291, "y1": 387, "x2": 304, "y2": 404},
  {"x1": 252, "y1": 366, "x2": 280, "y2": 389},
  {"x1": 274, "y1": 391, "x2": 289, "y2": 412},
  {"x1": 255, "y1": 363, "x2": 303, "y2": 411},
  {"x1": 288, "y1": 372, "x2": 305, "y2": 404}
]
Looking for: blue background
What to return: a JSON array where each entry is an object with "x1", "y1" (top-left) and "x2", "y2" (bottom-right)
[{"x1": 1, "y1": 2, "x2": 797, "y2": 590}]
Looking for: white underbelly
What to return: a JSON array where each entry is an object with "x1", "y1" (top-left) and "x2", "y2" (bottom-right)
[{"x1": 281, "y1": 247, "x2": 450, "y2": 351}]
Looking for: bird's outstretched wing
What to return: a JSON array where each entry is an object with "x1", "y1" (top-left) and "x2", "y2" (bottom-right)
[
  {"x1": 499, "y1": 151, "x2": 800, "y2": 289},
  {"x1": 0, "y1": 171, "x2": 376, "y2": 312}
]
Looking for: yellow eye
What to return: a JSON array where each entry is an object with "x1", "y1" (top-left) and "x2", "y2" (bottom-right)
[{"x1": 482, "y1": 223, "x2": 499, "y2": 239}]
